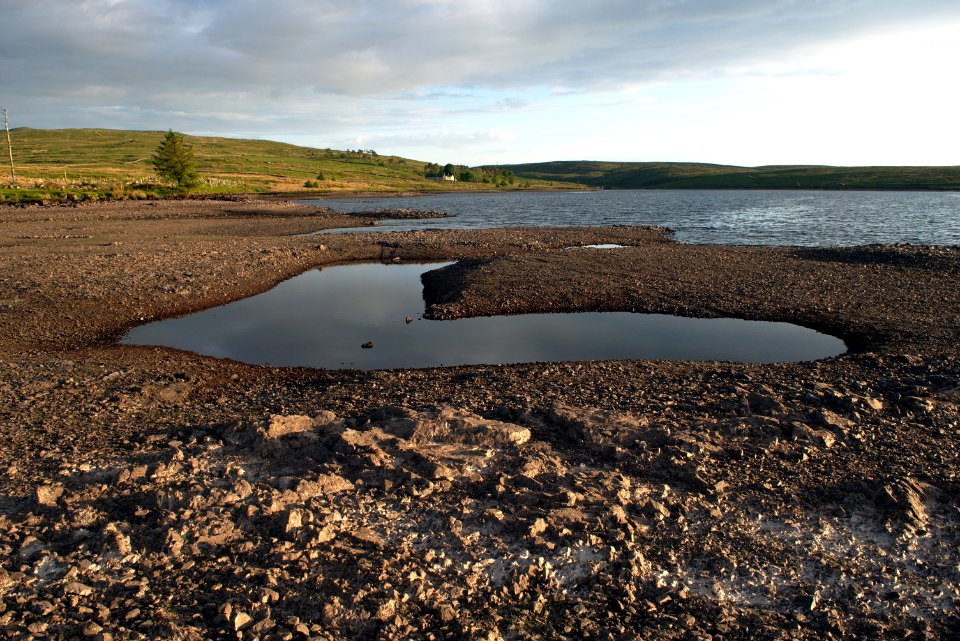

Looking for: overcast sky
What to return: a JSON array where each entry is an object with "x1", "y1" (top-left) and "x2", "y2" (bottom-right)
[{"x1": 2, "y1": 0, "x2": 959, "y2": 166}]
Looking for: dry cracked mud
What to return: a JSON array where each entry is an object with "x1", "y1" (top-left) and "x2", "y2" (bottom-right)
[{"x1": 0, "y1": 198, "x2": 958, "y2": 640}]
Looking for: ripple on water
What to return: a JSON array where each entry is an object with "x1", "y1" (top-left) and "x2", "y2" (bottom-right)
[{"x1": 298, "y1": 189, "x2": 960, "y2": 247}]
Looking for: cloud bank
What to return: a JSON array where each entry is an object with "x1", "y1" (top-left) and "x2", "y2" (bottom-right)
[{"x1": 2, "y1": 0, "x2": 959, "y2": 163}]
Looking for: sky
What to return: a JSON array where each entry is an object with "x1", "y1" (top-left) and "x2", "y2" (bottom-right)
[{"x1": 2, "y1": 0, "x2": 959, "y2": 167}]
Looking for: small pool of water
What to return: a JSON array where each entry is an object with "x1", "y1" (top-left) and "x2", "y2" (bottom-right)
[
  {"x1": 122, "y1": 263, "x2": 846, "y2": 370},
  {"x1": 569, "y1": 244, "x2": 628, "y2": 249}
]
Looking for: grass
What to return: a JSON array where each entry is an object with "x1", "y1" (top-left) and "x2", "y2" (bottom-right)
[
  {"x1": 9, "y1": 129, "x2": 951, "y2": 204},
  {"x1": 495, "y1": 160, "x2": 960, "y2": 190},
  {"x1": 0, "y1": 128, "x2": 580, "y2": 204}
]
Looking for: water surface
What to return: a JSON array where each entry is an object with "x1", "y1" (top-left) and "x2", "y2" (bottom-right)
[
  {"x1": 123, "y1": 263, "x2": 846, "y2": 370},
  {"x1": 300, "y1": 190, "x2": 960, "y2": 247}
]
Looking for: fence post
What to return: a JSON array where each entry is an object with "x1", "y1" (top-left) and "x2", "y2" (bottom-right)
[{"x1": 3, "y1": 109, "x2": 15, "y2": 185}]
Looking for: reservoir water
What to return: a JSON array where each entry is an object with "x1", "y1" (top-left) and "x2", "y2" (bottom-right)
[
  {"x1": 123, "y1": 263, "x2": 846, "y2": 370},
  {"x1": 300, "y1": 189, "x2": 960, "y2": 247}
]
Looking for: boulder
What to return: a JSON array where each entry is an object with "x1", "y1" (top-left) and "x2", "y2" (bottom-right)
[{"x1": 266, "y1": 414, "x2": 316, "y2": 438}]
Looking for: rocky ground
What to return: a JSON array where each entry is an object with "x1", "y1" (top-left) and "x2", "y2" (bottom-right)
[{"x1": 0, "y1": 198, "x2": 958, "y2": 640}]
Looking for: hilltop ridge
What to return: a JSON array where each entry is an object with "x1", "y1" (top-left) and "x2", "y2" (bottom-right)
[
  {"x1": 4, "y1": 129, "x2": 958, "y2": 204},
  {"x1": 495, "y1": 159, "x2": 960, "y2": 190},
  {"x1": 0, "y1": 128, "x2": 572, "y2": 203}
]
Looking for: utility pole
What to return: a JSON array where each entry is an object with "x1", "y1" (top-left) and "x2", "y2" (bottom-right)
[{"x1": 3, "y1": 109, "x2": 14, "y2": 185}]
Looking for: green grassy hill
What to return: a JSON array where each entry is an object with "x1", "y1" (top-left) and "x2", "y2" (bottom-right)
[
  {"x1": 496, "y1": 160, "x2": 960, "y2": 190},
  {"x1": 0, "y1": 128, "x2": 576, "y2": 203},
  {"x1": 6, "y1": 129, "x2": 956, "y2": 204}
]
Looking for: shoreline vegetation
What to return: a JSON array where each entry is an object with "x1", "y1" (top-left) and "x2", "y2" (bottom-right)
[
  {"x1": 1, "y1": 128, "x2": 958, "y2": 205},
  {"x1": 0, "y1": 198, "x2": 958, "y2": 638}
]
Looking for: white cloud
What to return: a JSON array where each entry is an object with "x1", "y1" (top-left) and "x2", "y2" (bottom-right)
[
  {"x1": 359, "y1": 130, "x2": 519, "y2": 149},
  {"x1": 2, "y1": 1, "x2": 959, "y2": 164}
]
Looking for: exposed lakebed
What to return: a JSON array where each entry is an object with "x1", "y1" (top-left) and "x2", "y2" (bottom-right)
[{"x1": 123, "y1": 262, "x2": 846, "y2": 369}]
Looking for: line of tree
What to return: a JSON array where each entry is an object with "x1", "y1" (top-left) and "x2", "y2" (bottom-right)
[
  {"x1": 472, "y1": 167, "x2": 515, "y2": 186},
  {"x1": 422, "y1": 162, "x2": 516, "y2": 185}
]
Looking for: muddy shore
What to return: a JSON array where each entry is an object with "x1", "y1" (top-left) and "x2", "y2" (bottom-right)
[{"x1": 1, "y1": 198, "x2": 958, "y2": 640}]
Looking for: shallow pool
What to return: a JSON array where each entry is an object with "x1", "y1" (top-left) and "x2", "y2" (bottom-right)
[{"x1": 122, "y1": 262, "x2": 846, "y2": 369}]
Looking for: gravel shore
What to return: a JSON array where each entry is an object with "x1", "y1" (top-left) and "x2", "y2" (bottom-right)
[{"x1": 1, "y1": 198, "x2": 957, "y2": 640}]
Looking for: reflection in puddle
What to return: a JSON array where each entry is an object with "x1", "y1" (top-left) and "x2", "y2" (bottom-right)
[
  {"x1": 122, "y1": 263, "x2": 846, "y2": 370},
  {"x1": 568, "y1": 244, "x2": 629, "y2": 249}
]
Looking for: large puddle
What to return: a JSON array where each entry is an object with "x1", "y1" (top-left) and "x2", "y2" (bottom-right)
[{"x1": 122, "y1": 263, "x2": 846, "y2": 369}]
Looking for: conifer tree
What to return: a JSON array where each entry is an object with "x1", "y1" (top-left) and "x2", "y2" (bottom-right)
[{"x1": 151, "y1": 130, "x2": 200, "y2": 190}]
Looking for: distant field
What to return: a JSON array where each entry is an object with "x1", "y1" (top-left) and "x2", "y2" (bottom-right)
[
  {"x1": 496, "y1": 160, "x2": 960, "y2": 190},
  {"x1": 0, "y1": 128, "x2": 576, "y2": 203}
]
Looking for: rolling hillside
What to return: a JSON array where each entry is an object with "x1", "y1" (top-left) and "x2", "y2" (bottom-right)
[
  {"x1": 5, "y1": 129, "x2": 957, "y2": 204},
  {"x1": 496, "y1": 160, "x2": 960, "y2": 190},
  {"x1": 0, "y1": 128, "x2": 574, "y2": 203}
]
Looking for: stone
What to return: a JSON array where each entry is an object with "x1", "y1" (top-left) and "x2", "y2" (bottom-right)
[
  {"x1": 609, "y1": 505, "x2": 629, "y2": 524},
  {"x1": 34, "y1": 484, "x2": 64, "y2": 508},
  {"x1": 156, "y1": 381, "x2": 192, "y2": 403},
  {"x1": 233, "y1": 478, "x2": 254, "y2": 500},
  {"x1": 232, "y1": 611, "x2": 254, "y2": 631},
  {"x1": 266, "y1": 414, "x2": 315, "y2": 438},
  {"x1": 295, "y1": 473, "x2": 353, "y2": 498},
  {"x1": 907, "y1": 397, "x2": 935, "y2": 414},
  {"x1": 446, "y1": 415, "x2": 532, "y2": 447},
  {"x1": 283, "y1": 508, "x2": 312, "y2": 534},
  {"x1": 881, "y1": 477, "x2": 930, "y2": 537},
  {"x1": 528, "y1": 518, "x2": 548, "y2": 537},
  {"x1": 791, "y1": 423, "x2": 836, "y2": 448},
  {"x1": 18, "y1": 536, "x2": 46, "y2": 561},
  {"x1": 377, "y1": 599, "x2": 397, "y2": 621},
  {"x1": 641, "y1": 499, "x2": 670, "y2": 520},
  {"x1": 260, "y1": 588, "x2": 280, "y2": 604},
  {"x1": 164, "y1": 530, "x2": 185, "y2": 558},
  {"x1": 351, "y1": 528, "x2": 387, "y2": 549},
  {"x1": 313, "y1": 409, "x2": 339, "y2": 427},
  {"x1": 63, "y1": 581, "x2": 93, "y2": 597},
  {"x1": 102, "y1": 522, "x2": 132, "y2": 556},
  {"x1": 81, "y1": 621, "x2": 103, "y2": 637},
  {"x1": 748, "y1": 392, "x2": 786, "y2": 415},
  {"x1": 117, "y1": 465, "x2": 149, "y2": 484},
  {"x1": 311, "y1": 525, "x2": 337, "y2": 544},
  {"x1": 816, "y1": 409, "x2": 852, "y2": 431}
]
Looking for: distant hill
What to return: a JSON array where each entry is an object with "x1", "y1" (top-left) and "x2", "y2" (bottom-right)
[
  {"x1": 6, "y1": 129, "x2": 957, "y2": 204},
  {"x1": 494, "y1": 160, "x2": 960, "y2": 190},
  {"x1": 0, "y1": 128, "x2": 575, "y2": 203}
]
